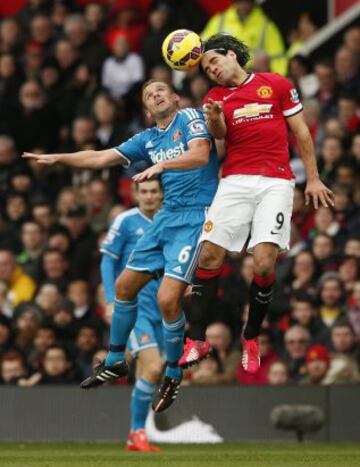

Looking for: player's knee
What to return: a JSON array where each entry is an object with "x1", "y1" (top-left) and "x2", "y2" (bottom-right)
[
  {"x1": 142, "y1": 361, "x2": 162, "y2": 384},
  {"x1": 157, "y1": 290, "x2": 180, "y2": 321},
  {"x1": 253, "y1": 256, "x2": 274, "y2": 277},
  {"x1": 198, "y1": 244, "x2": 224, "y2": 269},
  {"x1": 115, "y1": 276, "x2": 136, "y2": 301}
]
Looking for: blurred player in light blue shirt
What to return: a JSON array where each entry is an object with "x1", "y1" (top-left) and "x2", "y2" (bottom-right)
[{"x1": 100, "y1": 180, "x2": 163, "y2": 451}]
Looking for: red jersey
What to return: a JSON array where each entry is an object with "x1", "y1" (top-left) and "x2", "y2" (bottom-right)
[{"x1": 204, "y1": 73, "x2": 303, "y2": 180}]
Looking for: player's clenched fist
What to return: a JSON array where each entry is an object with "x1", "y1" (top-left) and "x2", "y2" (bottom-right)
[{"x1": 203, "y1": 98, "x2": 224, "y2": 121}]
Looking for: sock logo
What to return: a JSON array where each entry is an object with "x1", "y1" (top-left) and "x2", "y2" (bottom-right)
[{"x1": 166, "y1": 336, "x2": 182, "y2": 343}]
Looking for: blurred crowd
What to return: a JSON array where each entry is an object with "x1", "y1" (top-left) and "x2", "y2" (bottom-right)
[{"x1": 0, "y1": 0, "x2": 360, "y2": 388}]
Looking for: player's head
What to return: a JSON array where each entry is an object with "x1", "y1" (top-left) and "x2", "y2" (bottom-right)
[
  {"x1": 201, "y1": 33, "x2": 250, "y2": 86},
  {"x1": 135, "y1": 179, "x2": 163, "y2": 214},
  {"x1": 142, "y1": 80, "x2": 179, "y2": 120}
]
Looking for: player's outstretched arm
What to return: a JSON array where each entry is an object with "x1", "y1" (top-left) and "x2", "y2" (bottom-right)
[
  {"x1": 287, "y1": 112, "x2": 335, "y2": 209},
  {"x1": 23, "y1": 148, "x2": 127, "y2": 169},
  {"x1": 133, "y1": 138, "x2": 211, "y2": 182}
]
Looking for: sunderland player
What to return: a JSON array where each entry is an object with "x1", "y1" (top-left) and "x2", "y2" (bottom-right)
[
  {"x1": 23, "y1": 80, "x2": 218, "y2": 412},
  {"x1": 180, "y1": 34, "x2": 335, "y2": 371},
  {"x1": 101, "y1": 180, "x2": 163, "y2": 451}
]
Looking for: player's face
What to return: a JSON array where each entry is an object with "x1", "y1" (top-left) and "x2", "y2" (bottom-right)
[
  {"x1": 142, "y1": 82, "x2": 178, "y2": 119},
  {"x1": 137, "y1": 180, "x2": 163, "y2": 212},
  {"x1": 201, "y1": 50, "x2": 238, "y2": 86}
]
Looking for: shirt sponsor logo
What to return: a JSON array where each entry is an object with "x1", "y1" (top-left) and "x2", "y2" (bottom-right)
[
  {"x1": 257, "y1": 86, "x2": 273, "y2": 98},
  {"x1": 172, "y1": 129, "x2": 182, "y2": 142},
  {"x1": 149, "y1": 142, "x2": 186, "y2": 163},
  {"x1": 290, "y1": 88, "x2": 300, "y2": 103},
  {"x1": 233, "y1": 103, "x2": 273, "y2": 120}
]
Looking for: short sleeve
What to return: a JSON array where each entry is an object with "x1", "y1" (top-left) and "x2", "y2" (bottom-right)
[
  {"x1": 113, "y1": 132, "x2": 149, "y2": 166},
  {"x1": 180, "y1": 108, "x2": 211, "y2": 144},
  {"x1": 276, "y1": 75, "x2": 303, "y2": 118},
  {"x1": 100, "y1": 215, "x2": 128, "y2": 259}
]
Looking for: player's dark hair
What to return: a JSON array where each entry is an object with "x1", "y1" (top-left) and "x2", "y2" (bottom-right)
[{"x1": 203, "y1": 33, "x2": 250, "y2": 68}]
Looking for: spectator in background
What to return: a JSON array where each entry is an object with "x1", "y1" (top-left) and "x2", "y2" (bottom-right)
[
  {"x1": 35, "y1": 282, "x2": 62, "y2": 318},
  {"x1": 347, "y1": 281, "x2": 360, "y2": 340},
  {"x1": 140, "y1": 2, "x2": 172, "y2": 72},
  {"x1": 50, "y1": 299, "x2": 78, "y2": 349},
  {"x1": 283, "y1": 325, "x2": 310, "y2": 382},
  {"x1": 267, "y1": 360, "x2": 289, "y2": 385},
  {"x1": 86, "y1": 178, "x2": 112, "y2": 233},
  {"x1": 0, "y1": 18, "x2": 23, "y2": 55},
  {"x1": 13, "y1": 302, "x2": 42, "y2": 354},
  {"x1": 318, "y1": 136, "x2": 344, "y2": 185},
  {"x1": 301, "y1": 343, "x2": 330, "y2": 385},
  {"x1": 31, "y1": 201, "x2": 57, "y2": 233},
  {"x1": 63, "y1": 13, "x2": 107, "y2": 75},
  {"x1": 84, "y1": 2, "x2": 107, "y2": 35},
  {"x1": 334, "y1": 47, "x2": 360, "y2": 98},
  {"x1": 330, "y1": 321, "x2": 360, "y2": 367},
  {"x1": 102, "y1": 34, "x2": 144, "y2": 100},
  {"x1": 66, "y1": 280, "x2": 96, "y2": 323},
  {"x1": 17, "y1": 221, "x2": 45, "y2": 281},
  {"x1": 47, "y1": 225, "x2": 72, "y2": 255},
  {"x1": 311, "y1": 234, "x2": 337, "y2": 273},
  {"x1": 0, "y1": 315, "x2": 13, "y2": 354},
  {"x1": 62, "y1": 206, "x2": 98, "y2": 281},
  {"x1": 0, "y1": 350, "x2": 28, "y2": 385},
  {"x1": 313, "y1": 60, "x2": 338, "y2": 117},
  {"x1": 38, "y1": 345, "x2": 83, "y2": 384},
  {"x1": 201, "y1": 0, "x2": 287, "y2": 75},
  {"x1": 29, "y1": 13, "x2": 54, "y2": 59},
  {"x1": 0, "y1": 249, "x2": 36, "y2": 312},
  {"x1": 0, "y1": 53, "x2": 24, "y2": 112},
  {"x1": 188, "y1": 354, "x2": 223, "y2": 385},
  {"x1": 287, "y1": 13, "x2": 317, "y2": 58},
  {"x1": 338, "y1": 256, "x2": 358, "y2": 295},
  {"x1": 29, "y1": 324, "x2": 57, "y2": 370},
  {"x1": 92, "y1": 93, "x2": 129, "y2": 149},
  {"x1": 75, "y1": 324, "x2": 101, "y2": 378},
  {"x1": 203, "y1": 322, "x2": 241, "y2": 383},
  {"x1": 41, "y1": 248, "x2": 70, "y2": 291},
  {"x1": 8, "y1": 79, "x2": 59, "y2": 152},
  {"x1": 318, "y1": 273, "x2": 346, "y2": 328}
]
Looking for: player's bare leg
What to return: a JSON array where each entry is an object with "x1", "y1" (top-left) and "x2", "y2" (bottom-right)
[
  {"x1": 242, "y1": 242, "x2": 278, "y2": 374},
  {"x1": 80, "y1": 269, "x2": 153, "y2": 389},
  {"x1": 152, "y1": 277, "x2": 187, "y2": 412},
  {"x1": 127, "y1": 347, "x2": 162, "y2": 452},
  {"x1": 179, "y1": 241, "x2": 226, "y2": 368}
]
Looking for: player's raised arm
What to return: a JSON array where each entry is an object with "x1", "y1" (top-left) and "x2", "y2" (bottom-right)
[
  {"x1": 22, "y1": 148, "x2": 129, "y2": 169},
  {"x1": 286, "y1": 112, "x2": 335, "y2": 209},
  {"x1": 203, "y1": 98, "x2": 227, "y2": 139},
  {"x1": 133, "y1": 138, "x2": 211, "y2": 182}
]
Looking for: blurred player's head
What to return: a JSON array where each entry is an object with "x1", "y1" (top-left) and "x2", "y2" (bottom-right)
[
  {"x1": 135, "y1": 179, "x2": 163, "y2": 216},
  {"x1": 201, "y1": 33, "x2": 250, "y2": 86},
  {"x1": 142, "y1": 80, "x2": 179, "y2": 120}
]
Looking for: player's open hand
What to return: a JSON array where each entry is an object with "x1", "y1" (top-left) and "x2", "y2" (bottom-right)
[
  {"x1": 22, "y1": 152, "x2": 59, "y2": 165},
  {"x1": 203, "y1": 98, "x2": 224, "y2": 121},
  {"x1": 132, "y1": 163, "x2": 164, "y2": 182},
  {"x1": 305, "y1": 179, "x2": 335, "y2": 209}
]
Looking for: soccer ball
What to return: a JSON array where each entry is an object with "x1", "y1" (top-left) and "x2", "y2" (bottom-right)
[{"x1": 162, "y1": 29, "x2": 204, "y2": 71}]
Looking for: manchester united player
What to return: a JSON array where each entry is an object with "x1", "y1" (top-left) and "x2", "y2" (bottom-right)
[{"x1": 180, "y1": 34, "x2": 334, "y2": 372}]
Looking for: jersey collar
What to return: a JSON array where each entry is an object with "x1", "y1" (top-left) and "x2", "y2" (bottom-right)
[
  {"x1": 155, "y1": 112, "x2": 178, "y2": 133},
  {"x1": 228, "y1": 73, "x2": 255, "y2": 90}
]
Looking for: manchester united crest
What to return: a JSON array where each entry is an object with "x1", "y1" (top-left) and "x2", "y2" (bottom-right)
[
  {"x1": 257, "y1": 86, "x2": 273, "y2": 98},
  {"x1": 204, "y1": 220, "x2": 213, "y2": 232}
]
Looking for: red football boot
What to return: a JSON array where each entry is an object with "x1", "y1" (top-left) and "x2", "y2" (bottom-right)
[
  {"x1": 178, "y1": 338, "x2": 212, "y2": 368},
  {"x1": 241, "y1": 337, "x2": 260, "y2": 374},
  {"x1": 126, "y1": 429, "x2": 161, "y2": 452}
]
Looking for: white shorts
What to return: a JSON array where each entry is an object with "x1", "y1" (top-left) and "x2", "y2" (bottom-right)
[{"x1": 199, "y1": 175, "x2": 295, "y2": 253}]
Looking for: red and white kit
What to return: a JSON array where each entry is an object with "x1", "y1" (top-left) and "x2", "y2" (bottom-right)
[{"x1": 200, "y1": 72, "x2": 302, "y2": 252}]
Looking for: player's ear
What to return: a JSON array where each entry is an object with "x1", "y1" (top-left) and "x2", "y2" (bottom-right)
[{"x1": 173, "y1": 93, "x2": 180, "y2": 105}]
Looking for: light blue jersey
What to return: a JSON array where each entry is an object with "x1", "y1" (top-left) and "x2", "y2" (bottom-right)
[
  {"x1": 115, "y1": 108, "x2": 218, "y2": 209},
  {"x1": 100, "y1": 208, "x2": 163, "y2": 355},
  {"x1": 113, "y1": 108, "x2": 218, "y2": 283}
]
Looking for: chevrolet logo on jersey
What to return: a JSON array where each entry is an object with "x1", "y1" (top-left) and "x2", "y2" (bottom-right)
[
  {"x1": 233, "y1": 103, "x2": 273, "y2": 119},
  {"x1": 149, "y1": 142, "x2": 186, "y2": 163}
]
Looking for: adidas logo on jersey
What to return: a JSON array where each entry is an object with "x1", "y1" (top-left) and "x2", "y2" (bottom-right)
[
  {"x1": 136, "y1": 228, "x2": 144, "y2": 236},
  {"x1": 172, "y1": 265, "x2": 182, "y2": 273},
  {"x1": 149, "y1": 142, "x2": 185, "y2": 164},
  {"x1": 145, "y1": 140, "x2": 153, "y2": 148}
]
